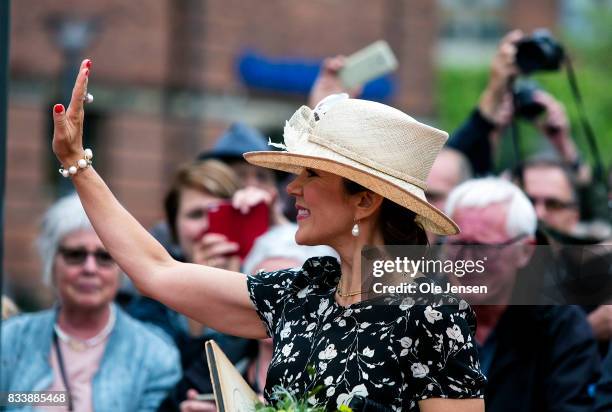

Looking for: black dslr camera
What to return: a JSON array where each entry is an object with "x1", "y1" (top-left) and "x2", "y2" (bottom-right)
[
  {"x1": 516, "y1": 29, "x2": 565, "y2": 74},
  {"x1": 512, "y1": 30, "x2": 565, "y2": 120},
  {"x1": 513, "y1": 80, "x2": 545, "y2": 120}
]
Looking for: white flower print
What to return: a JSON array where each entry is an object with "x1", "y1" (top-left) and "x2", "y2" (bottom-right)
[
  {"x1": 362, "y1": 347, "x2": 375, "y2": 357},
  {"x1": 317, "y1": 299, "x2": 329, "y2": 315},
  {"x1": 281, "y1": 342, "x2": 294, "y2": 357},
  {"x1": 280, "y1": 322, "x2": 291, "y2": 340},
  {"x1": 400, "y1": 337, "x2": 413, "y2": 356},
  {"x1": 263, "y1": 313, "x2": 274, "y2": 331},
  {"x1": 424, "y1": 306, "x2": 443, "y2": 324},
  {"x1": 400, "y1": 337, "x2": 413, "y2": 348},
  {"x1": 446, "y1": 325, "x2": 465, "y2": 343},
  {"x1": 247, "y1": 257, "x2": 485, "y2": 411},
  {"x1": 297, "y1": 286, "x2": 313, "y2": 298},
  {"x1": 411, "y1": 363, "x2": 430, "y2": 378},
  {"x1": 336, "y1": 384, "x2": 369, "y2": 408},
  {"x1": 319, "y1": 344, "x2": 338, "y2": 360},
  {"x1": 399, "y1": 297, "x2": 415, "y2": 310}
]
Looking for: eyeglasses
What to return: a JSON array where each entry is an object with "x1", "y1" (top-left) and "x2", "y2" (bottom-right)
[
  {"x1": 57, "y1": 246, "x2": 115, "y2": 267},
  {"x1": 527, "y1": 195, "x2": 577, "y2": 211},
  {"x1": 443, "y1": 234, "x2": 528, "y2": 259}
]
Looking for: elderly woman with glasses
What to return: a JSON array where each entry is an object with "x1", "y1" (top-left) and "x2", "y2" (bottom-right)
[
  {"x1": 50, "y1": 60, "x2": 485, "y2": 411},
  {"x1": 0, "y1": 194, "x2": 181, "y2": 412}
]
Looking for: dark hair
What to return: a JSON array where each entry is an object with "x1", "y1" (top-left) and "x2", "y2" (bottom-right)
[
  {"x1": 516, "y1": 156, "x2": 578, "y2": 201},
  {"x1": 342, "y1": 179, "x2": 428, "y2": 246}
]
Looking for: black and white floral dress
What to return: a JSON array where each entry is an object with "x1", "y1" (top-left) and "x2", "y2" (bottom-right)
[{"x1": 247, "y1": 256, "x2": 486, "y2": 411}]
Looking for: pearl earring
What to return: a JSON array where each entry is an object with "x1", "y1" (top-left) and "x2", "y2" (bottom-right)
[{"x1": 351, "y1": 223, "x2": 359, "y2": 237}]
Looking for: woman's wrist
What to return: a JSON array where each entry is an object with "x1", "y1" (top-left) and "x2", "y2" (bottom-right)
[{"x1": 59, "y1": 148, "x2": 93, "y2": 178}]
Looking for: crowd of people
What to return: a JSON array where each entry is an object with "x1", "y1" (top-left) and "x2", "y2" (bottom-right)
[{"x1": 1, "y1": 29, "x2": 611, "y2": 411}]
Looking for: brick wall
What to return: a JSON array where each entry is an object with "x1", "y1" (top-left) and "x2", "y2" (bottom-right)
[
  {"x1": 5, "y1": 0, "x2": 473, "y2": 308},
  {"x1": 508, "y1": 0, "x2": 560, "y2": 33}
]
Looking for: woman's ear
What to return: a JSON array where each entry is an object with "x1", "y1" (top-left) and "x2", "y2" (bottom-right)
[{"x1": 355, "y1": 191, "x2": 384, "y2": 220}]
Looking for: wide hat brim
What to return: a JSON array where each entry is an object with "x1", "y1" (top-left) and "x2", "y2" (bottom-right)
[{"x1": 244, "y1": 150, "x2": 459, "y2": 235}]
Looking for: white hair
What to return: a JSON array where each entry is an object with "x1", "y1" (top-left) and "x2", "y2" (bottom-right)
[
  {"x1": 242, "y1": 223, "x2": 337, "y2": 275},
  {"x1": 444, "y1": 177, "x2": 537, "y2": 237},
  {"x1": 36, "y1": 193, "x2": 94, "y2": 285}
]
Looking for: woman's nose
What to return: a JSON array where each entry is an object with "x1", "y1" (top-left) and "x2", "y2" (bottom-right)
[
  {"x1": 286, "y1": 174, "x2": 303, "y2": 196},
  {"x1": 82, "y1": 254, "x2": 99, "y2": 273}
]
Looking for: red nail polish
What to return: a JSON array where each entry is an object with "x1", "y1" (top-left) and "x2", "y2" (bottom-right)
[
  {"x1": 84, "y1": 69, "x2": 89, "y2": 77},
  {"x1": 85, "y1": 59, "x2": 92, "y2": 69},
  {"x1": 54, "y1": 104, "x2": 64, "y2": 114}
]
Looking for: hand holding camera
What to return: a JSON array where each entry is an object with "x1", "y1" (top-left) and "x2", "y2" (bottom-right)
[
  {"x1": 480, "y1": 28, "x2": 568, "y2": 127},
  {"x1": 478, "y1": 30, "x2": 523, "y2": 126},
  {"x1": 532, "y1": 90, "x2": 582, "y2": 164}
]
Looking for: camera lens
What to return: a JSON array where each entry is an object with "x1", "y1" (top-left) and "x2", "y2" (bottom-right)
[{"x1": 513, "y1": 81, "x2": 545, "y2": 120}]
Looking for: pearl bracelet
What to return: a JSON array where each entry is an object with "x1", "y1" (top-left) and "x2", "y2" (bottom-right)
[{"x1": 59, "y1": 148, "x2": 93, "y2": 178}]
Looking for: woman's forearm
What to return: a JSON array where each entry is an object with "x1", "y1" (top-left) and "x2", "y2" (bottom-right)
[
  {"x1": 71, "y1": 166, "x2": 173, "y2": 293},
  {"x1": 50, "y1": 60, "x2": 267, "y2": 339}
]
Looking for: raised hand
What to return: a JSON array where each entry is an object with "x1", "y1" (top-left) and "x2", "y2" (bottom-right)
[
  {"x1": 479, "y1": 30, "x2": 523, "y2": 125},
  {"x1": 532, "y1": 90, "x2": 579, "y2": 163},
  {"x1": 231, "y1": 186, "x2": 275, "y2": 214},
  {"x1": 308, "y1": 55, "x2": 362, "y2": 109},
  {"x1": 52, "y1": 59, "x2": 92, "y2": 167}
]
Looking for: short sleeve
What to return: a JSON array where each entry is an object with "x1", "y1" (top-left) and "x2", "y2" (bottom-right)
[
  {"x1": 405, "y1": 302, "x2": 486, "y2": 402},
  {"x1": 246, "y1": 269, "x2": 298, "y2": 338}
]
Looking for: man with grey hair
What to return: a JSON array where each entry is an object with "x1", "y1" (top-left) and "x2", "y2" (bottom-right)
[
  {"x1": 445, "y1": 177, "x2": 600, "y2": 412},
  {"x1": 2, "y1": 194, "x2": 181, "y2": 411}
]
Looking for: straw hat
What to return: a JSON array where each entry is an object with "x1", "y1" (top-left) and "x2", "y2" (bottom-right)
[{"x1": 244, "y1": 94, "x2": 459, "y2": 235}]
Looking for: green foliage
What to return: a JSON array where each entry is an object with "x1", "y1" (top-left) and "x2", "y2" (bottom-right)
[
  {"x1": 254, "y1": 385, "x2": 326, "y2": 412},
  {"x1": 254, "y1": 384, "x2": 351, "y2": 412},
  {"x1": 436, "y1": 43, "x2": 612, "y2": 171}
]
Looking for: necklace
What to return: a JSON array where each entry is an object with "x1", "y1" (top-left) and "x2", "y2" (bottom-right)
[
  {"x1": 336, "y1": 282, "x2": 366, "y2": 297},
  {"x1": 54, "y1": 306, "x2": 116, "y2": 352},
  {"x1": 336, "y1": 288, "x2": 365, "y2": 297},
  {"x1": 335, "y1": 272, "x2": 369, "y2": 297}
]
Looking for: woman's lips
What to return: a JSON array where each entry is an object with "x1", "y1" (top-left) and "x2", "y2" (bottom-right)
[{"x1": 296, "y1": 205, "x2": 310, "y2": 221}]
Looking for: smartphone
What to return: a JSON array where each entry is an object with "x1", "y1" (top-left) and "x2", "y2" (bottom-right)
[
  {"x1": 202, "y1": 201, "x2": 270, "y2": 260},
  {"x1": 339, "y1": 40, "x2": 398, "y2": 89}
]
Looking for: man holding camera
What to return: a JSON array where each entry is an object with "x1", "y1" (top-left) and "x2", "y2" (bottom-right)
[
  {"x1": 448, "y1": 30, "x2": 588, "y2": 182},
  {"x1": 448, "y1": 25, "x2": 612, "y2": 370}
]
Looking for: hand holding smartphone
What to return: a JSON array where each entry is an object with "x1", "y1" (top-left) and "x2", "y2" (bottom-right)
[
  {"x1": 200, "y1": 201, "x2": 270, "y2": 260},
  {"x1": 339, "y1": 40, "x2": 398, "y2": 89}
]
